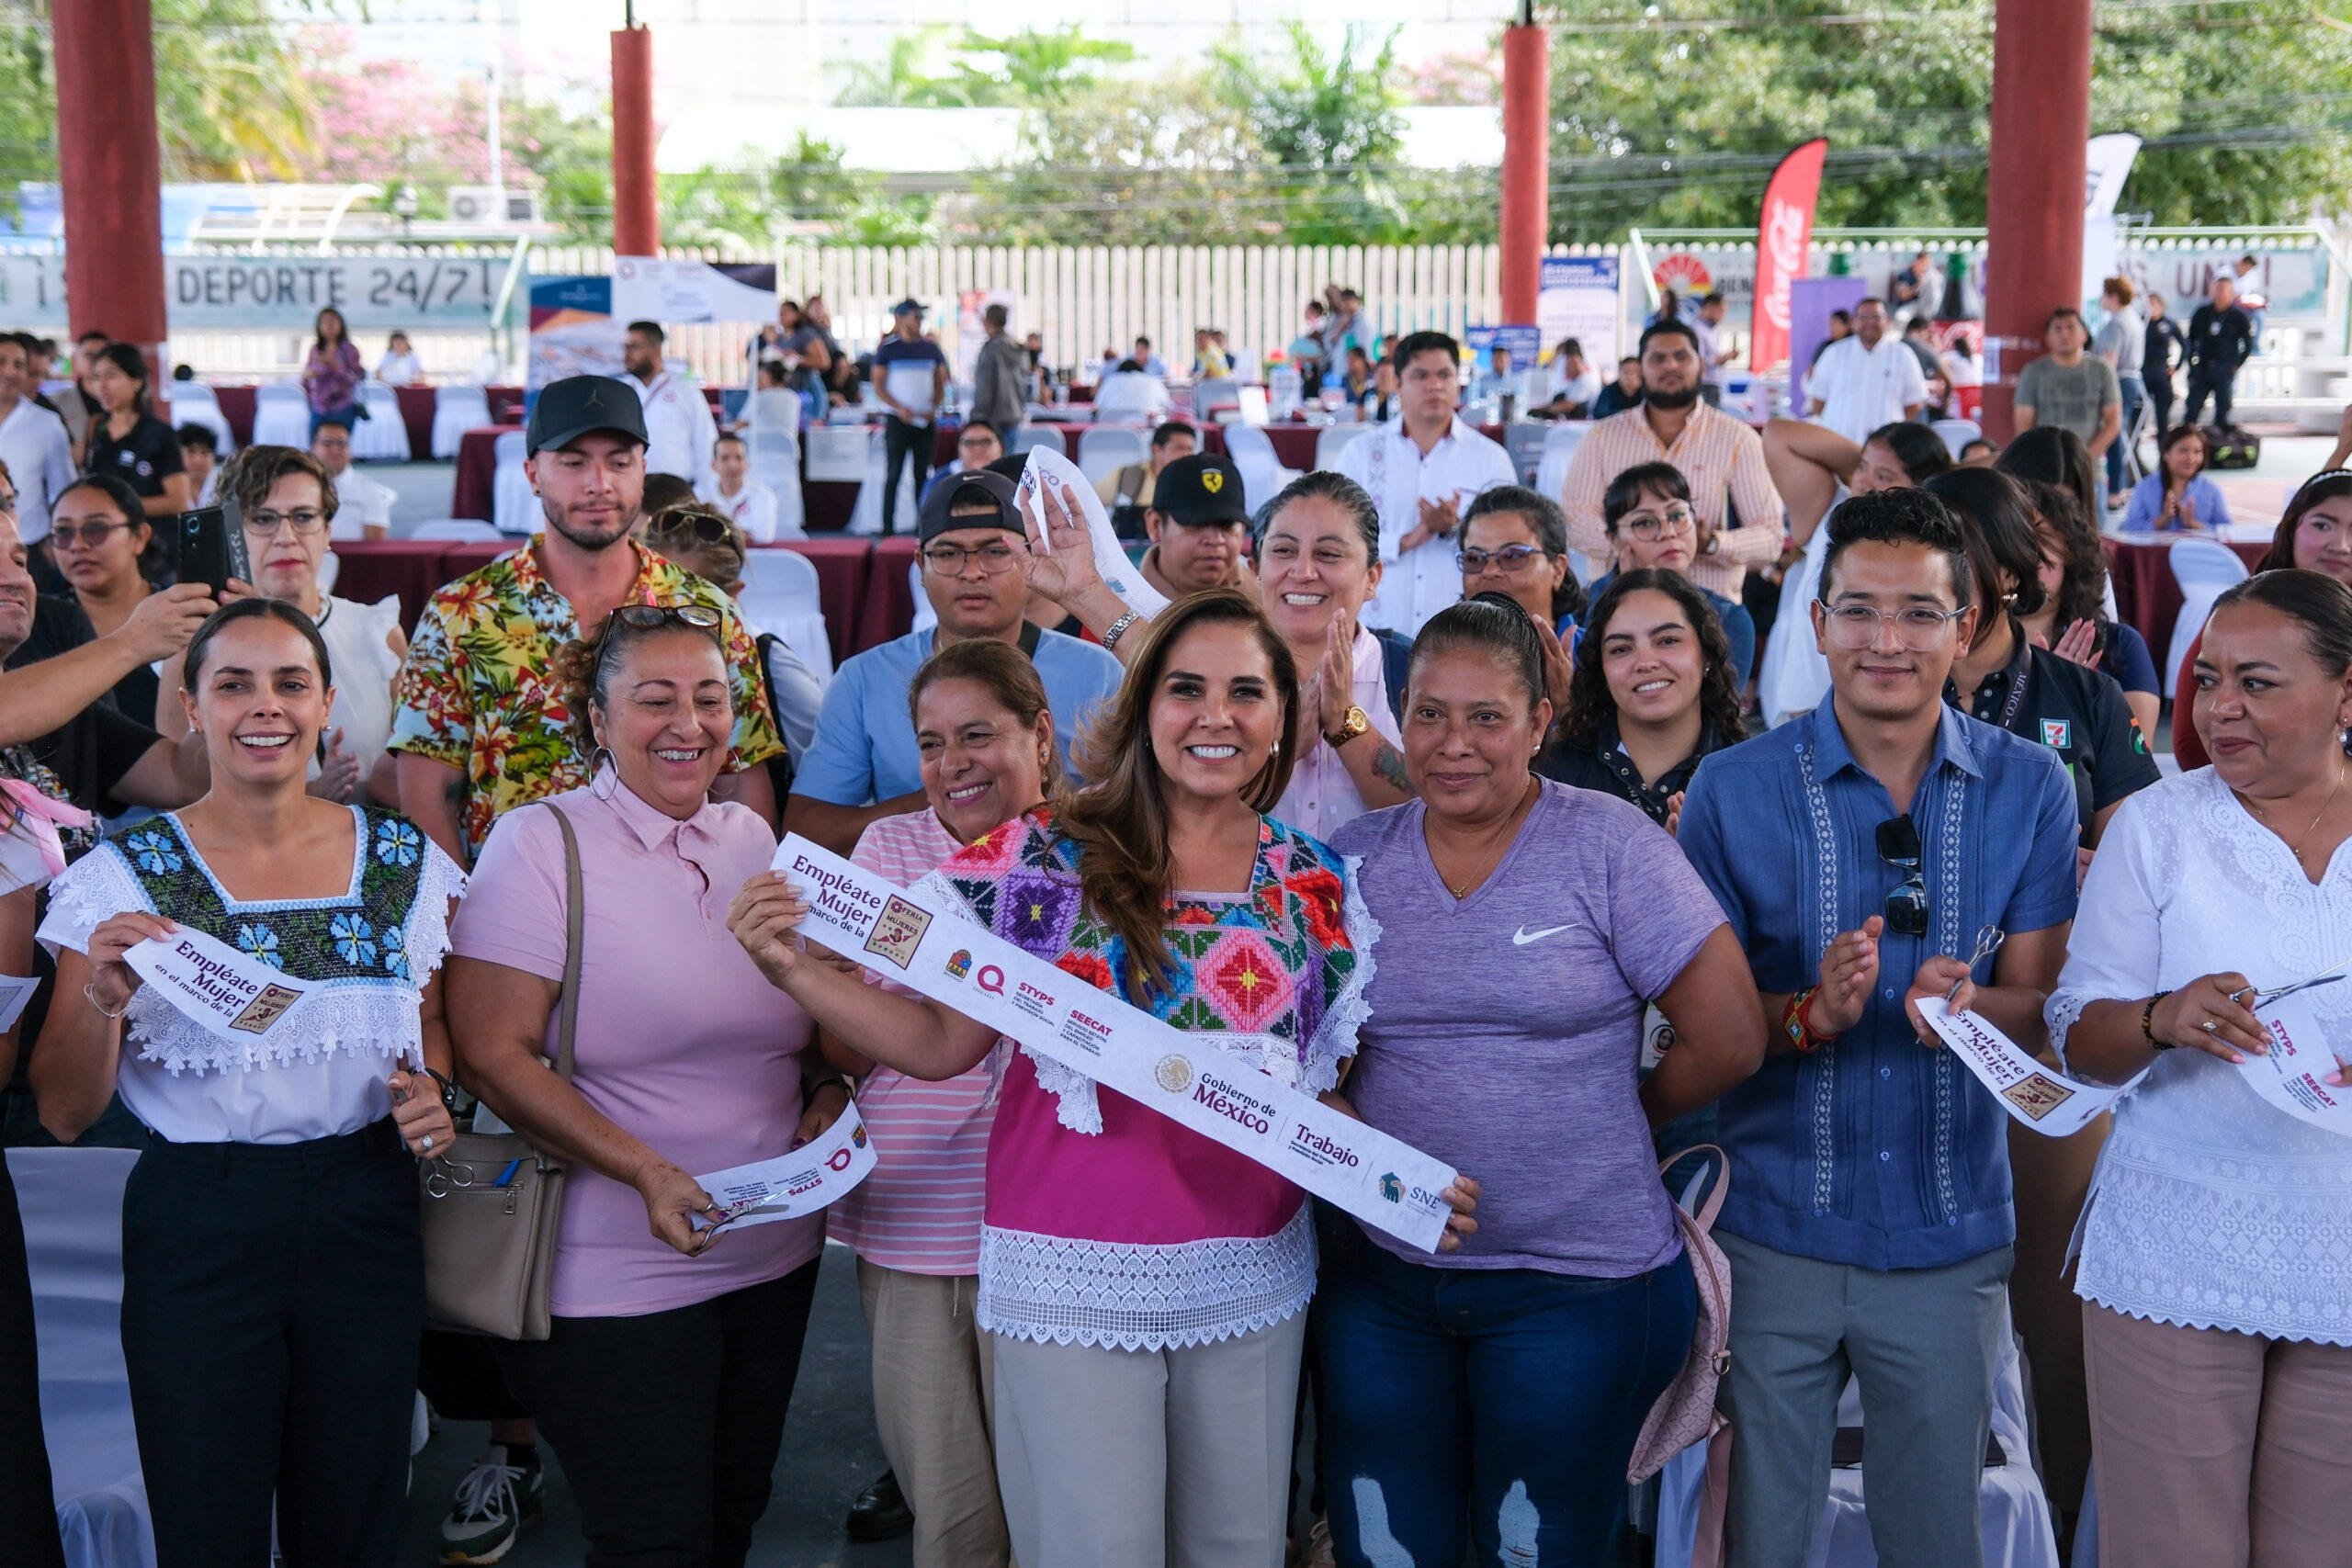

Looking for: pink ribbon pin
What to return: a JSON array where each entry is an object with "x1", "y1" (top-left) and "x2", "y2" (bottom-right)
[{"x1": 0, "y1": 780, "x2": 93, "y2": 881}]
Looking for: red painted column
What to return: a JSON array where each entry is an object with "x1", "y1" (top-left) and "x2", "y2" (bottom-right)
[
  {"x1": 53, "y1": 0, "x2": 167, "y2": 385},
  {"x1": 1983, "y1": 0, "x2": 2092, "y2": 442},
  {"x1": 1498, "y1": 21, "x2": 1550, "y2": 325},
  {"x1": 611, "y1": 25, "x2": 660, "y2": 256}
]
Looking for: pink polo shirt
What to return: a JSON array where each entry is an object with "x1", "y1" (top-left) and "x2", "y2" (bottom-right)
[{"x1": 452, "y1": 774, "x2": 821, "y2": 1317}]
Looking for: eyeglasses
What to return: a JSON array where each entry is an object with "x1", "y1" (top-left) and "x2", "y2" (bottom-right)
[
  {"x1": 922, "y1": 541, "x2": 1022, "y2": 575},
  {"x1": 1877, "y1": 814, "x2": 1930, "y2": 937},
  {"x1": 1617, "y1": 504, "x2": 1697, "y2": 542},
  {"x1": 243, "y1": 508, "x2": 328, "y2": 537},
  {"x1": 47, "y1": 521, "x2": 132, "y2": 549},
  {"x1": 1456, "y1": 544, "x2": 1544, "y2": 574},
  {"x1": 1822, "y1": 604, "x2": 1968, "y2": 651}
]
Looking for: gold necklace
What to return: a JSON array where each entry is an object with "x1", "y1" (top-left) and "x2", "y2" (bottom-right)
[
  {"x1": 1436, "y1": 779, "x2": 1535, "y2": 899},
  {"x1": 2238, "y1": 763, "x2": 2347, "y2": 859}
]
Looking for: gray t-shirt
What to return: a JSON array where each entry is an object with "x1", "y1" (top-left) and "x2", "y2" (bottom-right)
[
  {"x1": 2015, "y1": 354, "x2": 2120, "y2": 446},
  {"x1": 1329, "y1": 780, "x2": 1725, "y2": 1276},
  {"x1": 2093, "y1": 307, "x2": 2145, "y2": 378}
]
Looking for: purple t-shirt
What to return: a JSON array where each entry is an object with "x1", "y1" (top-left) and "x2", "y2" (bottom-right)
[{"x1": 1329, "y1": 779, "x2": 1725, "y2": 1276}]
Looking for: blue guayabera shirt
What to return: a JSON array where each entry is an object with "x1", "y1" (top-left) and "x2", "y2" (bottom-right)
[{"x1": 1678, "y1": 702, "x2": 2079, "y2": 1270}]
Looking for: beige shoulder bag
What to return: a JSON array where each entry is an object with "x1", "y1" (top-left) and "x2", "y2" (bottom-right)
[{"x1": 419, "y1": 802, "x2": 584, "y2": 1341}]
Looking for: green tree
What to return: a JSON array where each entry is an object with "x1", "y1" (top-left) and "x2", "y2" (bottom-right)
[
  {"x1": 831, "y1": 28, "x2": 1003, "y2": 107},
  {"x1": 1212, "y1": 22, "x2": 1411, "y2": 243},
  {"x1": 956, "y1": 26, "x2": 1136, "y2": 106}
]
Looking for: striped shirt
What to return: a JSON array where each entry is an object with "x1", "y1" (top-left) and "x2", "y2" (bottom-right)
[
  {"x1": 826, "y1": 808, "x2": 996, "y2": 1275},
  {"x1": 1559, "y1": 401, "x2": 1784, "y2": 599}
]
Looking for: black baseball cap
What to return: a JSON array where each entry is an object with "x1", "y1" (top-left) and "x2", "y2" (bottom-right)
[
  {"x1": 526, "y1": 375, "x2": 649, "y2": 456},
  {"x1": 1151, "y1": 453, "x2": 1250, "y2": 526},
  {"x1": 892, "y1": 298, "x2": 926, "y2": 318},
  {"x1": 917, "y1": 468, "x2": 1023, "y2": 545}
]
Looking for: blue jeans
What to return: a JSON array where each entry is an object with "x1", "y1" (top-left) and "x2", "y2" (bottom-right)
[
  {"x1": 310, "y1": 402, "x2": 362, "y2": 438},
  {"x1": 1316, "y1": 1224, "x2": 1697, "y2": 1567}
]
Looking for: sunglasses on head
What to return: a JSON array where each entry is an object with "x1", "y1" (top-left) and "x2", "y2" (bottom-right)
[
  {"x1": 648, "y1": 509, "x2": 733, "y2": 547},
  {"x1": 1876, "y1": 814, "x2": 1931, "y2": 937}
]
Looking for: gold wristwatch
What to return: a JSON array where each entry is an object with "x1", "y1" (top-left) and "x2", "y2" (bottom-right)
[{"x1": 1324, "y1": 705, "x2": 1372, "y2": 748}]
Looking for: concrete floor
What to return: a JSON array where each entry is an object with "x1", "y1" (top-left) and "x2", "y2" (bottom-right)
[{"x1": 402, "y1": 1241, "x2": 914, "y2": 1568}]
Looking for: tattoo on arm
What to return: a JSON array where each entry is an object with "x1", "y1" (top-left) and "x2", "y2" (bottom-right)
[{"x1": 1373, "y1": 742, "x2": 1412, "y2": 793}]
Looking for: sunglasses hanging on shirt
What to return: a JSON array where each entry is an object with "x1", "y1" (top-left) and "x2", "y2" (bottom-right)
[{"x1": 1876, "y1": 813, "x2": 1931, "y2": 938}]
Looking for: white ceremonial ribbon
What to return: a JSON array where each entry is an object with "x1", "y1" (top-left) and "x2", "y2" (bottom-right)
[
  {"x1": 695, "y1": 1100, "x2": 879, "y2": 1229},
  {"x1": 1014, "y1": 446, "x2": 1171, "y2": 620},
  {"x1": 2240, "y1": 992, "x2": 2352, "y2": 1138},
  {"x1": 775, "y1": 834, "x2": 1460, "y2": 1252},
  {"x1": 1916, "y1": 997, "x2": 2143, "y2": 1136},
  {"x1": 123, "y1": 925, "x2": 320, "y2": 1043}
]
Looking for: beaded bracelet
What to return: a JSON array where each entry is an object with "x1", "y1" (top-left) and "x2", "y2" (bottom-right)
[{"x1": 2140, "y1": 989, "x2": 2174, "y2": 1050}]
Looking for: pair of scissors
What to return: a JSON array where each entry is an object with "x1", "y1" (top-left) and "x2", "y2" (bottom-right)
[
  {"x1": 1946, "y1": 926, "x2": 2007, "y2": 1003},
  {"x1": 2232, "y1": 958, "x2": 2352, "y2": 1010}
]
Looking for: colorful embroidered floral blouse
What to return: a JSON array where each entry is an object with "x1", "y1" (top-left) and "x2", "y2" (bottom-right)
[
  {"x1": 38, "y1": 807, "x2": 465, "y2": 1145},
  {"x1": 914, "y1": 808, "x2": 1376, "y2": 1351},
  {"x1": 388, "y1": 538, "x2": 781, "y2": 861}
]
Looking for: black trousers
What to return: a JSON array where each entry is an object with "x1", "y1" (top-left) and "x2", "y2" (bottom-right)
[
  {"x1": 1, "y1": 1156, "x2": 65, "y2": 1568},
  {"x1": 2183, "y1": 362, "x2": 2235, "y2": 427},
  {"x1": 881, "y1": 416, "x2": 933, "y2": 536},
  {"x1": 496, "y1": 1258, "x2": 822, "y2": 1568},
  {"x1": 122, "y1": 1120, "x2": 422, "y2": 1568},
  {"x1": 2146, "y1": 371, "x2": 2176, "y2": 439}
]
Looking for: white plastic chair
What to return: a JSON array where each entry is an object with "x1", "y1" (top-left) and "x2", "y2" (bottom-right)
[
  {"x1": 737, "y1": 547, "x2": 833, "y2": 683},
  {"x1": 1193, "y1": 378, "x2": 1240, "y2": 420},
  {"x1": 431, "y1": 386, "x2": 492, "y2": 459},
  {"x1": 350, "y1": 382, "x2": 412, "y2": 461},
  {"x1": 490, "y1": 430, "x2": 535, "y2": 536},
  {"x1": 315, "y1": 549, "x2": 340, "y2": 596},
  {"x1": 1504, "y1": 423, "x2": 1551, "y2": 485},
  {"x1": 910, "y1": 559, "x2": 936, "y2": 635},
  {"x1": 252, "y1": 382, "x2": 310, "y2": 448},
  {"x1": 1534, "y1": 423, "x2": 1589, "y2": 505},
  {"x1": 1933, "y1": 418, "x2": 1984, "y2": 461},
  {"x1": 749, "y1": 427, "x2": 806, "y2": 536},
  {"x1": 1078, "y1": 425, "x2": 1147, "y2": 483},
  {"x1": 1314, "y1": 423, "x2": 1372, "y2": 470},
  {"x1": 2165, "y1": 536, "x2": 2252, "y2": 691},
  {"x1": 164, "y1": 381, "x2": 234, "y2": 455},
  {"x1": 410, "y1": 519, "x2": 505, "y2": 543},
  {"x1": 1222, "y1": 423, "x2": 1306, "y2": 515},
  {"x1": 1012, "y1": 424, "x2": 1067, "y2": 457}
]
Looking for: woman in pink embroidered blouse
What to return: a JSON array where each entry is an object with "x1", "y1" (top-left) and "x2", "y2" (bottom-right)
[
  {"x1": 300, "y1": 307, "x2": 364, "y2": 437},
  {"x1": 827, "y1": 637, "x2": 1060, "y2": 1568},
  {"x1": 733, "y1": 590, "x2": 1474, "y2": 1568}
]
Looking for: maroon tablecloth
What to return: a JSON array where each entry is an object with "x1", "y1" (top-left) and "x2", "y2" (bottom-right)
[
  {"x1": 211, "y1": 385, "x2": 254, "y2": 446},
  {"x1": 449, "y1": 425, "x2": 522, "y2": 522},
  {"x1": 392, "y1": 385, "x2": 437, "y2": 456},
  {"x1": 2102, "y1": 535, "x2": 2268, "y2": 663},
  {"x1": 332, "y1": 536, "x2": 901, "y2": 666}
]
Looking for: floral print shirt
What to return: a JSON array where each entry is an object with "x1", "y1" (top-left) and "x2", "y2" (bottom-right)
[{"x1": 388, "y1": 537, "x2": 782, "y2": 862}]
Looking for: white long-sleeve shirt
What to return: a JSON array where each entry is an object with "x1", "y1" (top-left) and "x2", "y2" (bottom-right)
[
  {"x1": 1334, "y1": 415, "x2": 1517, "y2": 636},
  {"x1": 1803, "y1": 333, "x2": 1928, "y2": 445},
  {"x1": 630, "y1": 369, "x2": 719, "y2": 486},
  {"x1": 0, "y1": 396, "x2": 77, "y2": 540}
]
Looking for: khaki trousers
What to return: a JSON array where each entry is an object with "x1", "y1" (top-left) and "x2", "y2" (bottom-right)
[
  {"x1": 2084, "y1": 1303, "x2": 2352, "y2": 1568},
  {"x1": 990, "y1": 1313, "x2": 1307, "y2": 1568},
  {"x1": 857, "y1": 1259, "x2": 1011, "y2": 1568}
]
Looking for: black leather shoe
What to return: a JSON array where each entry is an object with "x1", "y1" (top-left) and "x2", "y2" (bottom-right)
[{"x1": 845, "y1": 1469, "x2": 914, "y2": 1542}]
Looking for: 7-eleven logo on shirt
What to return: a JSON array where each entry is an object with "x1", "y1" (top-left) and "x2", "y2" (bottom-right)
[{"x1": 2040, "y1": 719, "x2": 2072, "y2": 750}]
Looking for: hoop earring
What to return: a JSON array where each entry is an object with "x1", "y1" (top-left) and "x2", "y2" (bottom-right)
[{"x1": 588, "y1": 746, "x2": 616, "y2": 796}]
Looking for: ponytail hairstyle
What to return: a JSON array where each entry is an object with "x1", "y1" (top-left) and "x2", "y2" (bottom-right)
[{"x1": 1059, "y1": 589, "x2": 1298, "y2": 1000}]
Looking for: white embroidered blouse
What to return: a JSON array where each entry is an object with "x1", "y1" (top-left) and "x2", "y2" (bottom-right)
[{"x1": 2047, "y1": 768, "x2": 2352, "y2": 1344}]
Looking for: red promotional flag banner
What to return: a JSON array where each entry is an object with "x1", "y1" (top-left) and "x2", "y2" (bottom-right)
[{"x1": 1751, "y1": 139, "x2": 1829, "y2": 373}]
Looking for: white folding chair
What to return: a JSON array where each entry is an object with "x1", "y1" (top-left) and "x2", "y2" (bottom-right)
[
  {"x1": 490, "y1": 430, "x2": 535, "y2": 536},
  {"x1": 1222, "y1": 423, "x2": 1306, "y2": 516},
  {"x1": 738, "y1": 547, "x2": 833, "y2": 683},
  {"x1": 1012, "y1": 424, "x2": 1067, "y2": 457},
  {"x1": 431, "y1": 386, "x2": 492, "y2": 459},
  {"x1": 1534, "y1": 423, "x2": 1589, "y2": 505},
  {"x1": 910, "y1": 559, "x2": 936, "y2": 635},
  {"x1": 410, "y1": 519, "x2": 505, "y2": 543},
  {"x1": 252, "y1": 382, "x2": 310, "y2": 448},
  {"x1": 1314, "y1": 423, "x2": 1372, "y2": 470},
  {"x1": 1504, "y1": 423, "x2": 1551, "y2": 485},
  {"x1": 350, "y1": 382, "x2": 412, "y2": 461},
  {"x1": 1193, "y1": 378, "x2": 1240, "y2": 420},
  {"x1": 315, "y1": 550, "x2": 340, "y2": 595},
  {"x1": 1933, "y1": 418, "x2": 1984, "y2": 461},
  {"x1": 1077, "y1": 425, "x2": 1146, "y2": 483},
  {"x1": 165, "y1": 381, "x2": 235, "y2": 455},
  {"x1": 2165, "y1": 536, "x2": 2253, "y2": 691}
]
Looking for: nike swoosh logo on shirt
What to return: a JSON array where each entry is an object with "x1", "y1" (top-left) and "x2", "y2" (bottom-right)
[{"x1": 1511, "y1": 923, "x2": 1580, "y2": 946}]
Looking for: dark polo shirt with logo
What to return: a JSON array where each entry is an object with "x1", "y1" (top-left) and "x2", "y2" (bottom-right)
[{"x1": 1947, "y1": 623, "x2": 2159, "y2": 839}]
